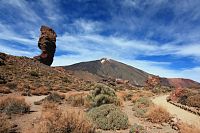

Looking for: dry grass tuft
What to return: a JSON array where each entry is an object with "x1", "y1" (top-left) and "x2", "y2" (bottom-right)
[
  {"x1": 0, "y1": 86, "x2": 11, "y2": 94},
  {"x1": 0, "y1": 96, "x2": 30, "y2": 115},
  {"x1": 31, "y1": 86, "x2": 49, "y2": 96},
  {"x1": 37, "y1": 103, "x2": 95, "y2": 133},
  {"x1": 116, "y1": 91, "x2": 134, "y2": 106},
  {"x1": 0, "y1": 113, "x2": 12, "y2": 133},
  {"x1": 66, "y1": 91, "x2": 88, "y2": 107},
  {"x1": 178, "y1": 122, "x2": 200, "y2": 133},
  {"x1": 146, "y1": 106, "x2": 170, "y2": 123},
  {"x1": 131, "y1": 90, "x2": 154, "y2": 103},
  {"x1": 34, "y1": 92, "x2": 65, "y2": 105}
]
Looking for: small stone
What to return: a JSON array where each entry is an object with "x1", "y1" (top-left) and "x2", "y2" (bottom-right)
[{"x1": 161, "y1": 123, "x2": 169, "y2": 126}]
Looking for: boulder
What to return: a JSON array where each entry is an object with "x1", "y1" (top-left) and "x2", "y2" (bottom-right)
[
  {"x1": 34, "y1": 25, "x2": 57, "y2": 66},
  {"x1": 0, "y1": 52, "x2": 6, "y2": 66}
]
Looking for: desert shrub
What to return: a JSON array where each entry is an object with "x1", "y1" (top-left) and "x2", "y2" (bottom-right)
[
  {"x1": 186, "y1": 94, "x2": 200, "y2": 108},
  {"x1": 133, "y1": 108, "x2": 147, "y2": 118},
  {"x1": 62, "y1": 77, "x2": 71, "y2": 83},
  {"x1": 87, "y1": 104, "x2": 128, "y2": 130},
  {"x1": 126, "y1": 90, "x2": 134, "y2": 100},
  {"x1": 0, "y1": 86, "x2": 11, "y2": 94},
  {"x1": 31, "y1": 86, "x2": 49, "y2": 96},
  {"x1": 66, "y1": 92, "x2": 87, "y2": 107},
  {"x1": 178, "y1": 122, "x2": 200, "y2": 133},
  {"x1": 0, "y1": 96, "x2": 30, "y2": 115},
  {"x1": 131, "y1": 91, "x2": 154, "y2": 103},
  {"x1": 116, "y1": 90, "x2": 134, "y2": 101},
  {"x1": 129, "y1": 123, "x2": 146, "y2": 133},
  {"x1": 134, "y1": 97, "x2": 152, "y2": 108},
  {"x1": 30, "y1": 71, "x2": 39, "y2": 77},
  {"x1": 0, "y1": 113, "x2": 12, "y2": 133},
  {"x1": 146, "y1": 106, "x2": 170, "y2": 123},
  {"x1": 86, "y1": 83, "x2": 121, "y2": 107},
  {"x1": 6, "y1": 82, "x2": 17, "y2": 90},
  {"x1": 116, "y1": 91, "x2": 127, "y2": 101},
  {"x1": 37, "y1": 107, "x2": 95, "y2": 133},
  {"x1": 34, "y1": 92, "x2": 65, "y2": 105},
  {"x1": 132, "y1": 97, "x2": 153, "y2": 118},
  {"x1": 178, "y1": 95, "x2": 188, "y2": 105}
]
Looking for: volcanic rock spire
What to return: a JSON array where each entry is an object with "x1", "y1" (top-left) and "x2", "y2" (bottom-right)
[{"x1": 34, "y1": 25, "x2": 57, "y2": 66}]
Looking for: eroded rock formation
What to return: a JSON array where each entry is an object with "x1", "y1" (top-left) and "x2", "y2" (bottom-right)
[
  {"x1": 146, "y1": 76, "x2": 161, "y2": 89},
  {"x1": 34, "y1": 25, "x2": 57, "y2": 66}
]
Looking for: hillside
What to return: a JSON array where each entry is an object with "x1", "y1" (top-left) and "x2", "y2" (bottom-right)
[
  {"x1": 64, "y1": 58, "x2": 150, "y2": 86},
  {"x1": 0, "y1": 52, "x2": 91, "y2": 95},
  {"x1": 64, "y1": 58, "x2": 200, "y2": 89}
]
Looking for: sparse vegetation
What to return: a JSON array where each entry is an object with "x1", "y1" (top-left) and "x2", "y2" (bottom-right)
[
  {"x1": 6, "y1": 82, "x2": 17, "y2": 90},
  {"x1": 186, "y1": 94, "x2": 200, "y2": 108},
  {"x1": 131, "y1": 90, "x2": 154, "y2": 103},
  {"x1": 66, "y1": 92, "x2": 87, "y2": 107},
  {"x1": 129, "y1": 123, "x2": 146, "y2": 133},
  {"x1": 30, "y1": 70, "x2": 39, "y2": 77},
  {"x1": 34, "y1": 92, "x2": 65, "y2": 105},
  {"x1": 87, "y1": 104, "x2": 128, "y2": 130},
  {"x1": 132, "y1": 97, "x2": 153, "y2": 118},
  {"x1": 37, "y1": 105, "x2": 95, "y2": 133},
  {"x1": 178, "y1": 122, "x2": 200, "y2": 133},
  {"x1": 86, "y1": 83, "x2": 121, "y2": 108},
  {"x1": 62, "y1": 76, "x2": 72, "y2": 83},
  {"x1": 31, "y1": 86, "x2": 49, "y2": 95},
  {"x1": 0, "y1": 96, "x2": 30, "y2": 115},
  {"x1": 146, "y1": 106, "x2": 171, "y2": 123},
  {"x1": 0, "y1": 86, "x2": 11, "y2": 94},
  {"x1": 0, "y1": 113, "x2": 12, "y2": 133}
]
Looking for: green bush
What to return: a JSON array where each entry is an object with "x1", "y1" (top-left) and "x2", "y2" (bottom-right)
[
  {"x1": 86, "y1": 83, "x2": 120, "y2": 107},
  {"x1": 132, "y1": 97, "x2": 152, "y2": 118},
  {"x1": 129, "y1": 123, "x2": 146, "y2": 133},
  {"x1": 133, "y1": 108, "x2": 147, "y2": 118},
  {"x1": 87, "y1": 104, "x2": 128, "y2": 130}
]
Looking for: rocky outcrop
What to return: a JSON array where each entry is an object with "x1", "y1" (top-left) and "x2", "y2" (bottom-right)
[
  {"x1": 0, "y1": 52, "x2": 6, "y2": 66},
  {"x1": 34, "y1": 25, "x2": 57, "y2": 66},
  {"x1": 168, "y1": 87, "x2": 185, "y2": 102},
  {"x1": 146, "y1": 76, "x2": 161, "y2": 89}
]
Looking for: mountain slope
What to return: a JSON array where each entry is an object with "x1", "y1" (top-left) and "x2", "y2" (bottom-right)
[
  {"x1": 64, "y1": 58, "x2": 150, "y2": 86},
  {"x1": 0, "y1": 52, "x2": 90, "y2": 94},
  {"x1": 64, "y1": 58, "x2": 200, "y2": 88}
]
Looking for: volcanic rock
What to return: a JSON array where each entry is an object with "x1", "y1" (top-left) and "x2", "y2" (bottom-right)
[
  {"x1": 34, "y1": 25, "x2": 57, "y2": 66},
  {"x1": 0, "y1": 52, "x2": 6, "y2": 66}
]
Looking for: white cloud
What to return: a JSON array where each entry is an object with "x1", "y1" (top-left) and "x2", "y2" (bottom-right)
[
  {"x1": 0, "y1": 44, "x2": 36, "y2": 57},
  {"x1": 72, "y1": 19, "x2": 102, "y2": 34},
  {"x1": 2, "y1": 0, "x2": 43, "y2": 23}
]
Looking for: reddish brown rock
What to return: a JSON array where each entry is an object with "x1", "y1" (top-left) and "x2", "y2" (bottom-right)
[
  {"x1": 146, "y1": 76, "x2": 161, "y2": 88},
  {"x1": 0, "y1": 52, "x2": 6, "y2": 66},
  {"x1": 34, "y1": 25, "x2": 57, "y2": 66},
  {"x1": 168, "y1": 87, "x2": 185, "y2": 102}
]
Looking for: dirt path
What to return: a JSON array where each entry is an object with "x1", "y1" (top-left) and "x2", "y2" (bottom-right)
[
  {"x1": 152, "y1": 95, "x2": 200, "y2": 127},
  {"x1": 101, "y1": 101, "x2": 176, "y2": 133},
  {"x1": 12, "y1": 95, "x2": 48, "y2": 133}
]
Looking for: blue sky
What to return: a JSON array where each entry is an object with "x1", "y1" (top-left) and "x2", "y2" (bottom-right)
[{"x1": 0, "y1": 0, "x2": 200, "y2": 82}]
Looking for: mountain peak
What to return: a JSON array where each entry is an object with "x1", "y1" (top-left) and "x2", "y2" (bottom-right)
[{"x1": 100, "y1": 58, "x2": 111, "y2": 64}]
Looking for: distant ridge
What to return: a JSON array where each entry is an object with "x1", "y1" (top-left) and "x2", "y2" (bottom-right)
[{"x1": 63, "y1": 58, "x2": 200, "y2": 88}]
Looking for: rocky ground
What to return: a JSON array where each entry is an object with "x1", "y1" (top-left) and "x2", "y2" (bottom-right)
[{"x1": 1, "y1": 53, "x2": 200, "y2": 133}]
